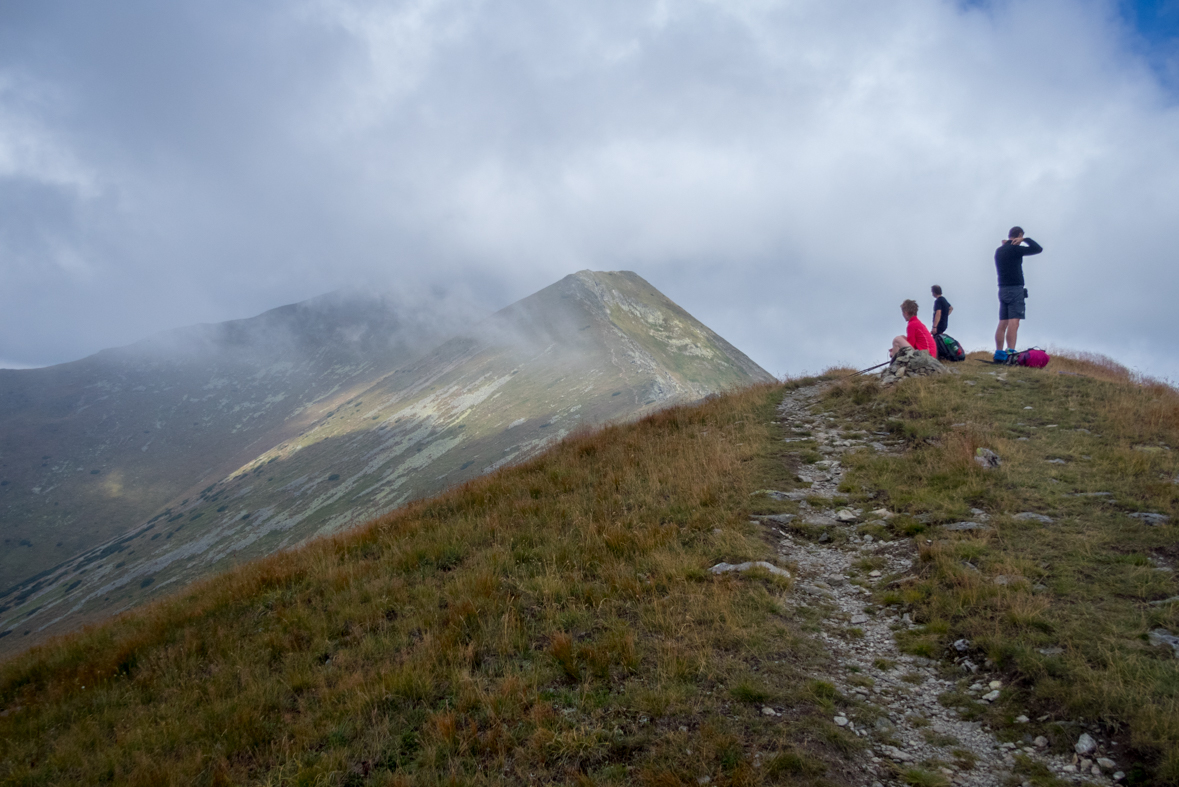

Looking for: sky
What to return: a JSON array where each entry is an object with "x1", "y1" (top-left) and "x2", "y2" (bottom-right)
[{"x1": 2, "y1": 0, "x2": 1178, "y2": 381}]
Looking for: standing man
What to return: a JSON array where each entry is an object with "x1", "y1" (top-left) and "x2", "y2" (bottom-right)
[
  {"x1": 993, "y1": 226, "x2": 1043, "y2": 359},
  {"x1": 931, "y1": 285, "x2": 952, "y2": 336}
]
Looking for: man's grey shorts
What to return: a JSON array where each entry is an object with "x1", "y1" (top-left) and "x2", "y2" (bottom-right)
[{"x1": 998, "y1": 285, "x2": 1027, "y2": 320}]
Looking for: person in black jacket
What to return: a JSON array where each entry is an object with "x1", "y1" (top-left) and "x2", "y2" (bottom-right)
[
  {"x1": 993, "y1": 226, "x2": 1043, "y2": 355},
  {"x1": 930, "y1": 285, "x2": 952, "y2": 336}
]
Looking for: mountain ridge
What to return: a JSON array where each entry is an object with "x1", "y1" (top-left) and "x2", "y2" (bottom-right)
[{"x1": 0, "y1": 270, "x2": 772, "y2": 655}]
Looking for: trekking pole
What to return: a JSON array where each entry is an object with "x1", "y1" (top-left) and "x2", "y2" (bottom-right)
[{"x1": 849, "y1": 360, "x2": 890, "y2": 377}]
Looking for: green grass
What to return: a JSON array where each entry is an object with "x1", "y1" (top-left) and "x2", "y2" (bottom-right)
[
  {"x1": 821, "y1": 351, "x2": 1179, "y2": 783},
  {"x1": 0, "y1": 381, "x2": 851, "y2": 786},
  {"x1": 899, "y1": 768, "x2": 949, "y2": 787}
]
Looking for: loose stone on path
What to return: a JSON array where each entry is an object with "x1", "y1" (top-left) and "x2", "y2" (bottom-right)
[{"x1": 708, "y1": 560, "x2": 791, "y2": 579}]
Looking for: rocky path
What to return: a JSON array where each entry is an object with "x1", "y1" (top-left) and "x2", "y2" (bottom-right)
[{"x1": 765, "y1": 384, "x2": 1123, "y2": 787}]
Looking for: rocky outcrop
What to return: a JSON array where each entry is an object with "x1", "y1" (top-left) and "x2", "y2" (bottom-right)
[{"x1": 880, "y1": 347, "x2": 946, "y2": 385}]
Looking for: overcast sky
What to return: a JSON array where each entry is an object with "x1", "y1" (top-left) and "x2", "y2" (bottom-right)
[{"x1": 2, "y1": 0, "x2": 1178, "y2": 381}]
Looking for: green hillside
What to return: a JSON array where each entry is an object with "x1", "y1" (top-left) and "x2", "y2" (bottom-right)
[{"x1": 2, "y1": 352, "x2": 1178, "y2": 786}]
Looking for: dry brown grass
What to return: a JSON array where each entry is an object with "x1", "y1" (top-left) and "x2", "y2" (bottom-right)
[
  {"x1": 1048, "y1": 348, "x2": 1140, "y2": 384},
  {"x1": 0, "y1": 381, "x2": 855, "y2": 786}
]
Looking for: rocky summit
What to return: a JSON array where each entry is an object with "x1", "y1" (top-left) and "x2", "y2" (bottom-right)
[{"x1": 0, "y1": 270, "x2": 771, "y2": 655}]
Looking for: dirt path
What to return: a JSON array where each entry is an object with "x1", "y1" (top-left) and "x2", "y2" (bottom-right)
[{"x1": 769, "y1": 384, "x2": 1113, "y2": 787}]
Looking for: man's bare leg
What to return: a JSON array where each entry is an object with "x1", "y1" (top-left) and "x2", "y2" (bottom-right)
[
  {"x1": 1004, "y1": 318, "x2": 1020, "y2": 350},
  {"x1": 890, "y1": 335, "x2": 911, "y2": 359},
  {"x1": 995, "y1": 320, "x2": 1009, "y2": 352}
]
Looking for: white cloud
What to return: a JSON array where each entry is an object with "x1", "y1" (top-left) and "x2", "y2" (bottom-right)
[
  {"x1": 1, "y1": 0, "x2": 1177, "y2": 379},
  {"x1": 298, "y1": 0, "x2": 483, "y2": 134},
  {"x1": 0, "y1": 72, "x2": 97, "y2": 195}
]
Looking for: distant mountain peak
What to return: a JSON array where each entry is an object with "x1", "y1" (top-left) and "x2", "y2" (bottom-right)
[{"x1": 0, "y1": 270, "x2": 771, "y2": 656}]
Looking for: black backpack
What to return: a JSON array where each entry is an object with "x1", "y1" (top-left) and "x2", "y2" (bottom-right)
[{"x1": 935, "y1": 333, "x2": 965, "y2": 362}]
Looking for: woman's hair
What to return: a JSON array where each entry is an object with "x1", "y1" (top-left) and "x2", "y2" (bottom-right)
[
  {"x1": 1008, "y1": 226, "x2": 1024, "y2": 239},
  {"x1": 901, "y1": 299, "x2": 919, "y2": 317},
  {"x1": 931, "y1": 285, "x2": 943, "y2": 296}
]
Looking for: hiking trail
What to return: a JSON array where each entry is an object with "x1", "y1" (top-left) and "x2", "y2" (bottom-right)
[{"x1": 765, "y1": 384, "x2": 1122, "y2": 787}]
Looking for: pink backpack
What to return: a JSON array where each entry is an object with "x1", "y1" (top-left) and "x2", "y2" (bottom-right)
[{"x1": 1017, "y1": 349, "x2": 1050, "y2": 368}]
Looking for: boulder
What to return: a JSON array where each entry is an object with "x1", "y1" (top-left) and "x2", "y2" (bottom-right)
[
  {"x1": 1149, "y1": 628, "x2": 1179, "y2": 658},
  {"x1": 1129, "y1": 512, "x2": 1170, "y2": 526},
  {"x1": 751, "y1": 489, "x2": 792, "y2": 500},
  {"x1": 709, "y1": 561, "x2": 792, "y2": 579},
  {"x1": 943, "y1": 521, "x2": 992, "y2": 531},
  {"x1": 755, "y1": 513, "x2": 797, "y2": 525},
  {"x1": 974, "y1": 448, "x2": 1001, "y2": 469}
]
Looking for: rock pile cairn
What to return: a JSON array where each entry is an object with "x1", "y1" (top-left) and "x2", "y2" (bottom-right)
[{"x1": 879, "y1": 347, "x2": 947, "y2": 386}]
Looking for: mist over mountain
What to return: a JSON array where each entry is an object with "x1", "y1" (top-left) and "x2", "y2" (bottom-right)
[
  {"x1": 0, "y1": 271, "x2": 771, "y2": 655},
  {"x1": 0, "y1": 291, "x2": 474, "y2": 592}
]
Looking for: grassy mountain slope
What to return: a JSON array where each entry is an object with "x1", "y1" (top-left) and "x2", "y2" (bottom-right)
[
  {"x1": 0, "y1": 271, "x2": 773, "y2": 657},
  {"x1": 1, "y1": 382, "x2": 857, "y2": 786},
  {"x1": 0, "y1": 291, "x2": 459, "y2": 590},
  {"x1": 5, "y1": 352, "x2": 1175, "y2": 785}
]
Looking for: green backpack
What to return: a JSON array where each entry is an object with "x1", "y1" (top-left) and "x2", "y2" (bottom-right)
[{"x1": 935, "y1": 333, "x2": 965, "y2": 362}]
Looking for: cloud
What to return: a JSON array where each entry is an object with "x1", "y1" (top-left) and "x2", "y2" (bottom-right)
[
  {"x1": 1, "y1": 0, "x2": 1177, "y2": 381},
  {"x1": 0, "y1": 73, "x2": 96, "y2": 194}
]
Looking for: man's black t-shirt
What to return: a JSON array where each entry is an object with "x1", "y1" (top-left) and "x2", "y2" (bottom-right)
[
  {"x1": 994, "y1": 238, "x2": 1043, "y2": 287},
  {"x1": 932, "y1": 295, "x2": 951, "y2": 335}
]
